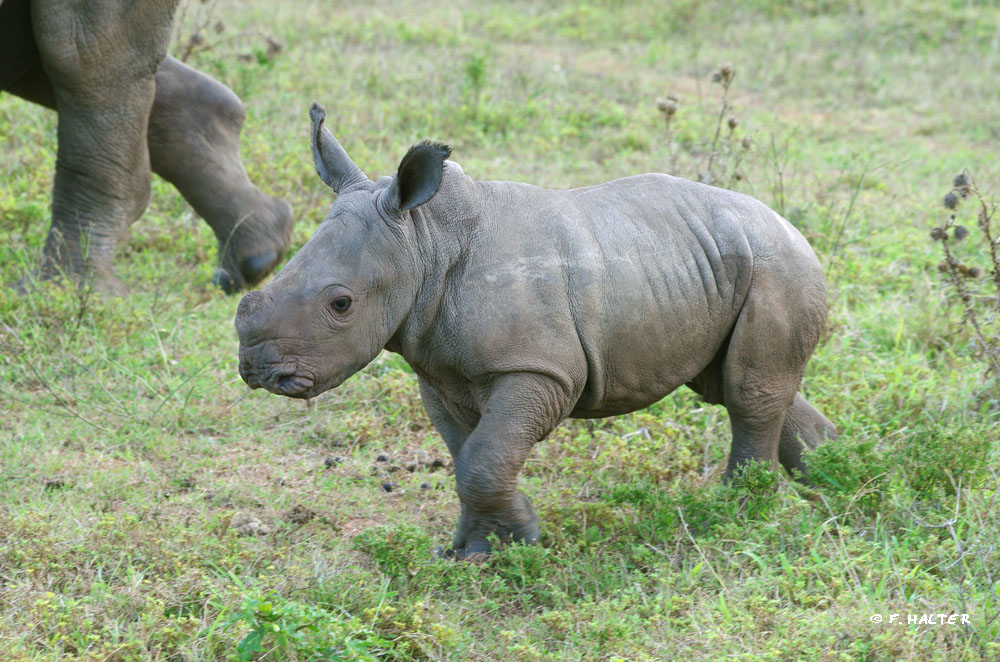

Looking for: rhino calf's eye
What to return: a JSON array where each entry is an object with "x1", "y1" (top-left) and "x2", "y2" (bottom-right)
[{"x1": 332, "y1": 296, "x2": 351, "y2": 313}]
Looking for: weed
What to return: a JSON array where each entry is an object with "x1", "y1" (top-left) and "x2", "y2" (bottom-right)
[
  {"x1": 655, "y1": 93, "x2": 680, "y2": 172},
  {"x1": 172, "y1": 0, "x2": 283, "y2": 100},
  {"x1": 463, "y1": 51, "x2": 489, "y2": 123},
  {"x1": 224, "y1": 590, "x2": 394, "y2": 660},
  {"x1": 704, "y1": 64, "x2": 738, "y2": 185},
  {"x1": 606, "y1": 462, "x2": 781, "y2": 544},
  {"x1": 804, "y1": 432, "x2": 887, "y2": 506},
  {"x1": 173, "y1": 0, "x2": 283, "y2": 66},
  {"x1": 353, "y1": 524, "x2": 434, "y2": 590},
  {"x1": 728, "y1": 459, "x2": 781, "y2": 519},
  {"x1": 930, "y1": 170, "x2": 1000, "y2": 384},
  {"x1": 657, "y1": 65, "x2": 751, "y2": 189},
  {"x1": 890, "y1": 423, "x2": 991, "y2": 495}
]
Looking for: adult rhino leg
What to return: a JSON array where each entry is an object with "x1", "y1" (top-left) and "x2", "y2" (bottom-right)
[
  {"x1": 720, "y1": 270, "x2": 826, "y2": 479},
  {"x1": 31, "y1": 0, "x2": 179, "y2": 288},
  {"x1": 447, "y1": 373, "x2": 569, "y2": 559},
  {"x1": 777, "y1": 392, "x2": 837, "y2": 478},
  {"x1": 0, "y1": 0, "x2": 37, "y2": 91},
  {"x1": 148, "y1": 57, "x2": 293, "y2": 294},
  {"x1": 7, "y1": 54, "x2": 293, "y2": 292}
]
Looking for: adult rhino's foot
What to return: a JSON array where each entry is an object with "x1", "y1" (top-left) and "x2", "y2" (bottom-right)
[
  {"x1": 147, "y1": 57, "x2": 295, "y2": 293},
  {"x1": 446, "y1": 492, "x2": 540, "y2": 560},
  {"x1": 212, "y1": 195, "x2": 294, "y2": 294},
  {"x1": 26, "y1": 233, "x2": 128, "y2": 297}
]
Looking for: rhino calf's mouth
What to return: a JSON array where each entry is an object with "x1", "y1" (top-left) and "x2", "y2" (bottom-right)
[
  {"x1": 238, "y1": 358, "x2": 315, "y2": 398},
  {"x1": 272, "y1": 374, "x2": 314, "y2": 397}
]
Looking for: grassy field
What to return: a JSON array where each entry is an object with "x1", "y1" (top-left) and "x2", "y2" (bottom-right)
[{"x1": 2, "y1": 0, "x2": 999, "y2": 659}]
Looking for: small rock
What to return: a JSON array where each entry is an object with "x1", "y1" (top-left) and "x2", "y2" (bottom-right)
[
  {"x1": 232, "y1": 514, "x2": 271, "y2": 536},
  {"x1": 376, "y1": 454, "x2": 389, "y2": 463},
  {"x1": 420, "y1": 482, "x2": 431, "y2": 490},
  {"x1": 43, "y1": 477, "x2": 68, "y2": 490},
  {"x1": 381, "y1": 482, "x2": 397, "y2": 493},
  {"x1": 286, "y1": 504, "x2": 316, "y2": 525},
  {"x1": 324, "y1": 456, "x2": 343, "y2": 468}
]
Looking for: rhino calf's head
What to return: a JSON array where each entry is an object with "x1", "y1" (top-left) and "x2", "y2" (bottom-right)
[{"x1": 235, "y1": 103, "x2": 450, "y2": 398}]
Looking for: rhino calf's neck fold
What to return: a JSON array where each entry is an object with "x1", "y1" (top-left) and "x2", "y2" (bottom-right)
[{"x1": 235, "y1": 103, "x2": 837, "y2": 559}]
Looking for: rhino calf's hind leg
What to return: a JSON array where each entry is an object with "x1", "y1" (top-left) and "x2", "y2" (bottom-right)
[
  {"x1": 720, "y1": 270, "x2": 826, "y2": 479},
  {"x1": 148, "y1": 56, "x2": 293, "y2": 293},
  {"x1": 778, "y1": 392, "x2": 837, "y2": 477}
]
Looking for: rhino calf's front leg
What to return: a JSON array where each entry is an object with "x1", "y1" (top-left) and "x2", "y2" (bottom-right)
[{"x1": 446, "y1": 373, "x2": 569, "y2": 558}]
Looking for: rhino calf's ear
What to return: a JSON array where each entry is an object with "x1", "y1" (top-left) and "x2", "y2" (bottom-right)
[
  {"x1": 309, "y1": 102, "x2": 368, "y2": 194},
  {"x1": 385, "y1": 141, "x2": 452, "y2": 213}
]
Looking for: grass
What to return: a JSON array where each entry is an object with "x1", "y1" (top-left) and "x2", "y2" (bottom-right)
[{"x1": 1, "y1": 0, "x2": 999, "y2": 659}]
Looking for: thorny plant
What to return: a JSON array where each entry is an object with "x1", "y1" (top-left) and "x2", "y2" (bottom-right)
[
  {"x1": 930, "y1": 170, "x2": 1000, "y2": 381},
  {"x1": 172, "y1": 0, "x2": 283, "y2": 64},
  {"x1": 657, "y1": 65, "x2": 751, "y2": 190},
  {"x1": 705, "y1": 64, "x2": 739, "y2": 185},
  {"x1": 657, "y1": 66, "x2": 878, "y2": 278},
  {"x1": 655, "y1": 93, "x2": 680, "y2": 174}
]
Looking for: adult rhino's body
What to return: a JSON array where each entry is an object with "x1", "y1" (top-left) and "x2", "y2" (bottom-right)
[{"x1": 236, "y1": 105, "x2": 836, "y2": 557}]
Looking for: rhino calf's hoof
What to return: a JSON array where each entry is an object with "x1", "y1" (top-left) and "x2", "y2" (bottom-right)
[
  {"x1": 449, "y1": 491, "x2": 541, "y2": 558},
  {"x1": 436, "y1": 546, "x2": 492, "y2": 563}
]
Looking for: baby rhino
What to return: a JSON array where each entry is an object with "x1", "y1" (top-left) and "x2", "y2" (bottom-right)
[{"x1": 236, "y1": 104, "x2": 837, "y2": 558}]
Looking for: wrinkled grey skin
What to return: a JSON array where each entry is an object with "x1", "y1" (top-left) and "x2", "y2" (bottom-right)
[
  {"x1": 0, "y1": 0, "x2": 292, "y2": 293},
  {"x1": 236, "y1": 104, "x2": 837, "y2": 558}
]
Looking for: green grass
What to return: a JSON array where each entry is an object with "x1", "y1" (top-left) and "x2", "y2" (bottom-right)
[{"x1": 2, "y1": 0, "x2": 999, "y2": 659}]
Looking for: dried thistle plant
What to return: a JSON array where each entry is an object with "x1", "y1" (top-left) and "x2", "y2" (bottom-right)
[
  {"x1": 173, "y1": 0, "x2": 283, "y2": 65},
  {"x1": 704, "y1": 64, "x2": 736, "y2": 184},
  {"x1": 655, "y1": 65, "x2": 750, "y2": 189},
  {"x1": 656, "y1": 93, "x2": 680, "y2": 173},
  {"x1": 701, "y1": 65, "x2": 749, "y2": 188},
  {"x1": 930, "y1": 170, "x2": 1000, "y2": 379}
]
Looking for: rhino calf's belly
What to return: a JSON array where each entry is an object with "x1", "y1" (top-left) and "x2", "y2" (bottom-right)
[
  {"x1": 570, "y1": 378, "x2": 692, "y2": 418},
  {"x1": 568, "y1": 301, "x2": 737, "y2": 418}
]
